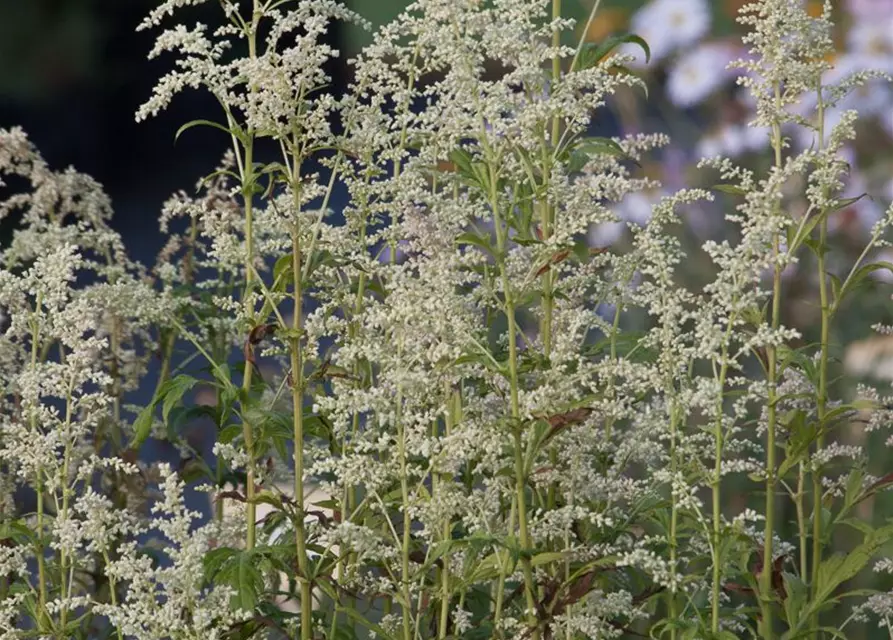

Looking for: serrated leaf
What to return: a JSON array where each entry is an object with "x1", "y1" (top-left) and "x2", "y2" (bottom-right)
[
  {"x1": 781, "y1": 572, "x2": 808, "y2": 627},
  {"x1": 203, "y1": 546, "x2": 239, "y2": 585},
  {"x1": 794, "y1": 523, "x2": 893, "y2": 631},
  {"x1": 337, "y1": 606, "x2": 397, "y2": 640}
]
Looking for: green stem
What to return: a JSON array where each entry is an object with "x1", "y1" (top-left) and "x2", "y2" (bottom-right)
[
  {"x1": 542, "y1": 0, "x2": 562, "y2": 521},
  {"x1": 290, "y1": 224, "x2": 312, "y2": 640},
  {"x1": 239, "y1": 0, "x2": 261, "y2": 552},
  {"x1": 29, "y1": 293, "x2": 50, "y2": 632},
  {"x1": 810, "y1": 76, "x2": 831, "y2": 639},
  {"x1": 438, "y1": 384, "x2": 459, "y2": 639},
  {"x1": 668, "y1": 401, "x2": 679, "y2": 640},
  {"x1": 58, "y1": 374, "x2": 77, "y2": 632},
  {"x1": 711, "y1": 359, "x2": 730, "y2": 634},
  {"x1": 36, "y1": 477, "x2": 49, "y2": 631},
  {"x1": 102, "y1": 551, "x2": 124, "y2": 640},
  {"x1": 796, "y1": 465, "x2": 808, "y2": 580},
  {"x1": 493, "y1": 496, "x2": 517, "y2": 638},
  {"x1": 760, "y1": 82, "x2": 785, "y2": 640},
  {"x1": 603, "y1": 300, "x2": 624, "y2": 441},
  {"x1": 540, "y1": 0, "x2": 561, "y2": 358},
  {"x1": 490, "y1": 164, "x2": 538, "y2": 637},
  {"x1": 397, "y1": 377, "x2": 413, "y2": 640}
]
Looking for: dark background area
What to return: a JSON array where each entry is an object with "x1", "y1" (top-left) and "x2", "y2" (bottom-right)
[
  {"x1": 3, "y1": 2, "x2": 209, "y2": 263},
  {"x1": 0, "y1": 1, "x2": 361, "y2": 265}
]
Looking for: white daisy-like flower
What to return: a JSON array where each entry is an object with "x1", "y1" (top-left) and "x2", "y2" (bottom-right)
[
  {"x1": 666, "y1": 42, "x2": 737, "y2": 107},
  {"x1": 623, "y1": 0, "x2": 711, "y2": 66},
  {"x1": 847, "y1": 19, "x2": 893, "y2": 71}
]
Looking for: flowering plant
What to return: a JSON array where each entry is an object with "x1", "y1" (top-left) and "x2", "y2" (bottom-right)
[{"x1": 3, "y1": 1, "x2": 893, "y2": 639}]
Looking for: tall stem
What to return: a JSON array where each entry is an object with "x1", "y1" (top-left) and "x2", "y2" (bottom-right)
[
  {"x1": 542, "y1": 0, "x2": 562, "y2": 520},
  {"x1": 490, "y1": 165, "x2": 538, "y2": 636},
  {"x1": 437, "y1": 384, "x2": 459, "y2": 639},
  {"x1": 290, "y1": 203, "x2": 312, "y2": 638},
  {"x1": 396, "y1": 379, "x2": 413, "y2": 640},
  {"x1": 29, "y1": 294, "x2": 50, "y2": 632},
  {"x1": 36, "y1": 477, "x2": 49, "y2": 631},
  {"x1": 668, "y1": 401, "x2": 680, "y2": 640},
  {"x1": 493, "y1": 496, "x2": 517, "y2": 638},
  {"x1": 810, "y1": 76, "x2": 831, "y2": 638},
  {"x1": 711, "y1": 359, "x2": 730, "y2": 633},
  {"x1": 540, "y1": 0, "x2": 561, "y2": 357},
  {"x1": 796, "y1": 466, "x2": 808, "y2": 580},
  {"x1": 58, "y1": 376, "x2": 76, "y2": 632},
  {"x1": 760, "y1": 82, "x2": 785, "y2": 640},
  {"x1": 239, "y1": 1, "x2": 262, "y2": 551}
]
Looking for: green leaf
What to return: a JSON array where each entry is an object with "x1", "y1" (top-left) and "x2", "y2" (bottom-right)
[
  {"x1": 203, "y1": 546, "x2": 239, "y2": 585},
  {"x1": 236, "y1": 552, "x2": 263, "y2": 612},
  {"x1": 529, "y1": 551, "x2": 566, "y2": 567},
  {"x1": 573, "y1": 136, "x2": 627, "y2": 158},
  {"x1": 160, "y1": 375, "x2": 199, "y2": 426},
  {"x1": 831, "y1": 193, "x2": 867, "y2": 212},
  {"x1": 574, "y1": 33, "x2": 651, "y2": 72},
  {"x1": 788, "y1": 208, "x2": 832, "y2": 254},
  {"x1": 336, "y1": 606, "x2": 397, "y2": 639},
  {"x1": 219, "y1": 424, "x2": 242, "y2": 444},
  {"x1": 167, "y1": 404, "x2": 218, "y2": 441},
  {"x1": 0, "y1": 519, "x2": 37, "y2": 546},
  {"x1": 253, "y1": 490, "x2": 285, "y2": 512},
  {"x1": 712, "y1": 183, "x2": 747, "y2": 196},
  {"x1": 273, "y1": 253, "x2": 294, "y2": 290},
  {"x1": 795, "y1": 523, "x2": 893, "y2": 630},
  {"x1": 456, "y1": 231, "x2": 495, "y2": 256},
  {"x1": 781, "y1": 572, "x2": 808, "y2": 627},
  {"x1": 131, "y1": 402, "x2": 157, "y2": 450},
  {"x1": 447, "y1": 148, "x2": 488, "y2": 190},
  {"x1": 175, "y1": 118, "x2": 242, "y2": 144},
  {"x1": 836, "y1": 261, "x2": 893, "y2": 306}
]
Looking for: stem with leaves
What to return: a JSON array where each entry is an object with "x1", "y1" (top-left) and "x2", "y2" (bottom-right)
[
  {"x1": 237, "y1": 0, "x2": 262, "y2": 552},
  {"x1": 288, "y1": 165, "x2": 313, "y2": 639},
  {"x1": 760, "y1": 81, "x2": 786, "y2": 640},
  {"x1": 810, "y1": 75, "x2": 831, "y2": 638},
  {"x1": 488, "y1": 160, "x2": 539, "y2": 637}
]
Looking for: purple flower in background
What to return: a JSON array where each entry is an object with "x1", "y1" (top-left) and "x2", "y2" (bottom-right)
[
  {"x1": 588, "y1": 220, "x2": 626, "y2": 248},
  {"x1": 846, "y1": 18, "x2": 893, "y2": 72},
  {"x1": 845, "y1": 0, "x2": 893, "y2": 20}
]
